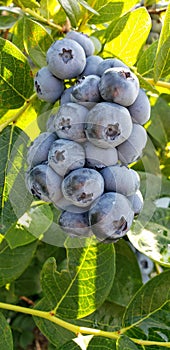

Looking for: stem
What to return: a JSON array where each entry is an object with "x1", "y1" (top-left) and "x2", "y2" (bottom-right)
[
  {"x1": 23, "y1": 8, "x2": 63, "y2": 31},
  {"x1": 145, "y1": 78, "x2": 170, "y2": 90},
  {"x1": 0, "y1": 302, "x2": 170, "y2": 347},
  {"x1": 0, "y1": 93, "x2": 37, "y2": 133}
]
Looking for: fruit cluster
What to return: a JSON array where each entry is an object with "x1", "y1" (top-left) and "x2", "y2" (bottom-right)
[{"x1": 25, "y1": 31, "x2": 151, "y2": 243}]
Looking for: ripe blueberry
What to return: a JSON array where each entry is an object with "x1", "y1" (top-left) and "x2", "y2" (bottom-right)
[
  {"x1": 27, "y1": 132, "x2": 57, "y2": 168},
  {"x1": 47, "y1": 38, "x2": 86, "y2": 79},
  {"x1": 99, "y1": 67, "x2": 139, "y2": 106},
  {"x1": 65, "y1": 30, "x2": 95, "y2": 56},
  {"x1": 84, "y1": 141, "x2": 118, "y2": 169},
  {"x1": 97, "y1": 58, "x2": 128, "y2": 76},
  {"x1": 85, "y1": 102, "x2": 132, "y2": 148},
  {"x1": 58, "y1": 210, "x2": 92, "y2": 237},
  {"x1": 62, "y1": 168, "x2": 104, "y2": 207},
  {"x1": 34, "y1": 67, "x2": 64, "y2": 103},
  {"x1": 48, "y1": 139, "x2": 85, "y2": 176},
  {"x1": 128, "y1": 89, "x2": 151, "y2": 125}
]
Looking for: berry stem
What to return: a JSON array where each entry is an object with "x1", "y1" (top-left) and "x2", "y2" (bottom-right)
[
  {"x1": 22, "y1": 8, "x2": 63, "y2": 31},
  {"x1": 0, "y1": 302, "x2": 170, "y2": 347},
  {"x1": 0, "y1": 93, "x2": 37, "y2": 133},
  {"x1": 145, "y1": 78, "x2": 170, "y2": 90}
]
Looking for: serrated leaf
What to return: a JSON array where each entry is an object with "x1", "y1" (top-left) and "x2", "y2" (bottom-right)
[
  {"x1": 40, "y1": 243, "x2": 115, "y2": 319},
  {"x1": 0, "y1": 240, "x2": 37, "y2": 287},
  {"x1": 137, "y1": 40, "x2": 158, "y2": 77},
  {"x1": 123, "y1": 271, "x2": 170, "y2": 342},
  {"x1": 151, "y1": 207, "x2": 170, "y2": 230},
  {"x1": 107, "y1": 240, "x2": 142, "y2": 307},
  {"x1": 117, "y1": 335, "x2": 139, "y2": 350},
  {"x1": 0, "y1": 312, "x2": 13, "y2": 350},
  {"x1": 104, "y1": 8, "x2": 151, "y2": 66},
  {"x1": 128, "y1": 220, "x2": 170, "y2": 267},
  {"x1": 147, "y1": 97, "x2": 170, "y2": 148},
  {"x1": 12, "y1": 17, "x2": 53, "y2": 67},
  {"x1": 154, "y1": 3, "x2": 170, "y2": 81},
  {"x1": 0, "y1": 38, "x2": 34, "y2": 109},
  {"x1": 58, "y1": 0, "x2": 81, "y2": 27}
]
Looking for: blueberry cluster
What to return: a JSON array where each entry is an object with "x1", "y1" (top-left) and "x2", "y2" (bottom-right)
[{"x1": 26, "y1": 31, "x2": 151, "y2": 243}]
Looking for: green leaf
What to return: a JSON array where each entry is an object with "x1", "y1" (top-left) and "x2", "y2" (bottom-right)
[
  {"x1": 0, "y1": 38, "x2": 34, "y2": 109},
  {"x1": 0, "y1": 240, "x2": 37, "y2": 287},
  {"x1": 0, "y1": 126, "x2": 23, "y2": 234},
  {"x1": 88, "y1": 2, "x2": 124, "y2": 24},
  {"x1": 88, "y1": 336, "x2": 116, "y2": 349},
  {"x1": 0, "y1": 312, "x2": 13, "y2": 350},
  {"x1": 104, "y1": 8, "x2": 151, "y2": 66},
  {"x1": 117, "y1": 335, "x2": 139, "y2": 350},
  {"x1": 34, "y1": 298, "x2": 75, "y2": 348},
  {"x1": 147, "y1": 97, "x2": 170, "y2": 148},
  {"x1": 14, "y1": 0, "x2": 40, "y2": 8},
  {"x1": 13, "y1": 258, "x2": 41, "y2": 296},
  {"x1": 128, "y1": 220, "x2": 170, "y2": 267},
  {"x1": 123, "y1": 271, "x2": 170, "y2": 342},
  {"x1": 137, "y1": 40, "x2": 158, "y2": 77},
  {"x1": 12, "y1": 17, "x2": 53, "y2": 67},
  {"x1": 40, "y1": 242, "x2": 115, "y2": 319},
  {"x1": 5, "y1": 223, "x2": 36, "y2": 249},
  {"x1": 78, "y1": 0, "x2": 99, "y2": 16},
  {"x1": 58, "y1": 0, "x2": 81, "y2": 27},
  {"x1": 107, "y1": 240, "x2": 142, "y2": 307},
  {"x1": 151, "y1": 207, "x2": 170, "y2": 230},
  {"x1": 154, "y1": 3, "x2": 170, "y2": 81}
]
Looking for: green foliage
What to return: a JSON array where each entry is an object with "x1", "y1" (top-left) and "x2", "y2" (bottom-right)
[{"x1": 0, "y1": 0, "x2": 169, "y2": 349}]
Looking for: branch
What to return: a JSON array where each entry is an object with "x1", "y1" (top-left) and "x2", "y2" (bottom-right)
[
  {"x1": 23, "y1": 8, "x2": 63, "y2": 31},
  {"x1": 0, "y1": 93, "x2": 37, "y2": 133},
  {"x1": 0, "y1": 302, "x2": 170, "y2": 347},
  {"x1": 145, "y1": 78, "x2": 170, "y2": 90}
]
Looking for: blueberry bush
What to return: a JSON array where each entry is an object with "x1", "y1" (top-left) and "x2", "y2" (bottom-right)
[{"x1": 0, "y1": 0, "x2": 170, "y2": 349}]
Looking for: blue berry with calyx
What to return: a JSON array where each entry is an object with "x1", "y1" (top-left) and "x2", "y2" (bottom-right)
[
  {"x1": 99, "y1": 67, "x2": 139, "y2": 106},
  {"x1": 48, "y1": 139, "x2": 85, "y2": 177},
  {"x1": 85, "y1": 102, "x2": 132, "y2": 148},
  {"x1": 47, "y1": 38, "x2": 86, "y2": 79},
  {"x1": 62, "y1": 168, "x2": 104, "y2": 207},
  {"x1": 25, "y1": 163, "x2": 62, "y2": 204},
  {"x1": 89, "y1": 192, "x2": 134, "y2": 243},
  {"x1": 54, "y1": 102, "x2": 88, "y2": 143},
  {"x1": 71, "y1": 75, "x2": 101, "y2": 108}
]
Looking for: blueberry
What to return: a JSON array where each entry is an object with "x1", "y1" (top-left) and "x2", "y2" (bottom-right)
[
  {"x1": 47, "y1": 38, "x2": 86, "y2": 79},
  {"x1": 27, "y1": 132, "x2": 57, "y2": 168},
  {"x1": 128, "y1": 89, "x2": 151, "y2": 125},
  {"x1": 54, "y1": 102, "x2": 88, "y2": 143},
  {"x1": 85, "y1": 102, "x2": 132, "y2": 148},
  {"x1": 89, "y1": 192, "x2": 134, "y2": 242},
  {"x1": 48, "y1": 139, "x2": 85, "y2": 176},
  {"x1": 136, "y1": 252, "x2": 154, "y2": 275},
  {"x1": 62, "y1": 168, "x2": 104, "y2": 207},
  {"x1": 117, "y1": 124, "x2": 147, "y2": 164},
  {"x1": 58, "y1": 210, "x2": 92, "y2": 237},
  {"x1": 25, "y1": 163, "x2": 62, "y2": 203},
  {"x1": 84, "y1": 141, "x2": 118, "y2": 169},
  {"x1": 100, "y1": 165, "x2": 140, "y2": 196},
  {"x1": 60, "y1": 86, "x2": 74, "y2": 105},
  {"x1": 34, "y1": 67, "x2": 64, "y2": 103},
  {"x1": 46, "y1": 114, "x2": 56, "y2": 133},
  {"x1": 65, "y1": 30, "x2": 95, "y2": 56},
  {"x1": 128, "y1": 190, "x2": 143, "y2": 216},
  {"x1": 80, "y1": 55, "x2": 103, "y2": 76},
  {"x1": 97, "y1": 58, "x2": 128, "y2": 76},
  {"x1": 99, "y1": 67, "x2": 139, "y2": 106},
  {"x1": 71, "y1": 75, "x2": 101, "y2": 108}
]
